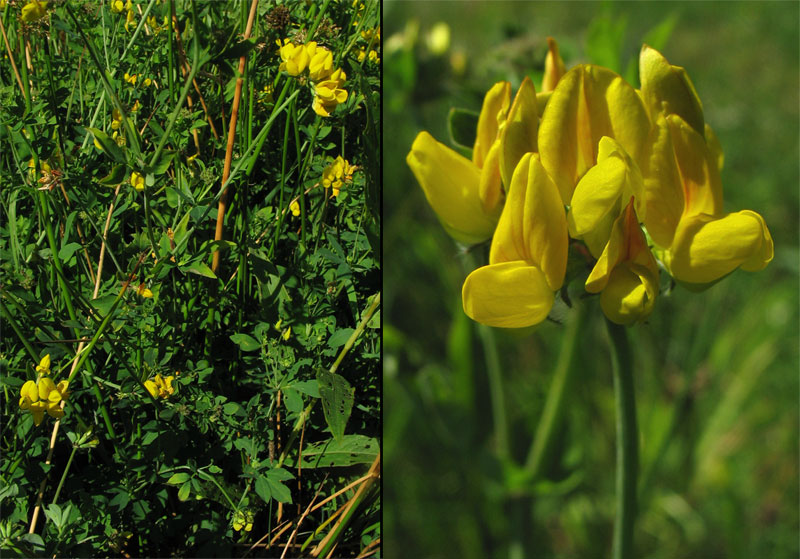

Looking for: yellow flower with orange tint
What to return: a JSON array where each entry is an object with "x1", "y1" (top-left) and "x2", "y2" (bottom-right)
[{"x1": 144, "y1": 374, "x2": 174, "y2": 399}]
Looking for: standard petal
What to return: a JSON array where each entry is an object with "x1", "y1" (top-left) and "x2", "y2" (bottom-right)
[
  {"x1": 407, "y1": 131, "x2": 497, "y2": 244},
  {"x1": 462, "y1": 261, "x2": 555, "y2": 328},
  {"x1": 542, "y1": 37, "x2": 566, "y2": 93},
  {"x1": 642, "y1": 116, "x2": 684, "y2": 248},
  {"x1": 523, "y1": 154, "x2": 568, "y2": 291},
  {"x1": 539, "y1": 65, "x2": 650, "y2": 205},
  {"x1": 473, "y1": 81, "x2": 511, "y2": 169},
  {"x1": 21, "y1": 380, "x2": 39, "y2": 403},
  {"x1": 639, "y1": 45, "x2": 704, "y2": 134},
  {"x1": 38, "y1": 377, "x2": 56, "y2": 400},
  {"x1": 144, "y1": 380, "x2": 159, "y2": 399},
  {"x1": 490, "y1": 154, "x2": 531, "y2": 265},
  {"x1": 667, "y1": 114, "x2": 723, "y2": 217},
  {"x1": 499, "y1": 76, "x2": 538, "y2": 189},
  {"x1": 478, "y1": 140, "x2": 504, "y2": 216},
  {"x1": 668, "y1": 210, "x2": 774, "y2": 284}
]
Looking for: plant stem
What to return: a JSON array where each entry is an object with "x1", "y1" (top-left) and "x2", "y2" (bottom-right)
[
  {"x1": 524, "y1": 300, "x2": 587, "y2": 479},
  {"x1": 606, "y1": 319, "x2": 638, "y2": 559}
]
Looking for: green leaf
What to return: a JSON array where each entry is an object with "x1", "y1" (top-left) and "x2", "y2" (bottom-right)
[
  {"x1": 86, "y1": 127, "x2": 125, "y2": 164},
  {"x1": 316, "y1": 368, "x2": 354, "y2": 443},
  {"x1": 254, "y1": 476, "x2": 271, "y2": 504},
  {"x1": 144, "y1": 149, "x2": 176, "y2": 176},
  {"x1": 288, "y1": 435, "x2": 379, "y2": 468},
  {"x1": 179, "y1": 261, "x2": 217, "y2": 279},
  {"x1": 447, "y1": 107, "x2": 479, "y2": 150},
  {"x1": 266, "y1": 477, "x2": 292, "y2": 504},
  {"x1": 177, "y1": 481, "x2": 191, "y2": 501},
  {"x1": 230, "y1": 333, "x2": 260, "y2": 352},
  {"x1": 166, "y1": 472, "x2": 190, "y2": 485},
  {"x1": 328, "y1": 328, "x2": 354, "y2": 349},
  {"x1": 58, "y1": 242, "x2": 82, "y2": 262},
  {"x1": 98, "y1": 164, "x2": 128, "y2": 186}
]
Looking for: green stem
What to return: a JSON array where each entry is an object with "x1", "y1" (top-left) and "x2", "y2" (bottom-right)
[
  {"x1": 462, "y1": 249, "x2": 508, "y2": 459},
  {"x1": 525, "y1": 301, "x2": 587, "y2": 478},
  {"x1": 606, "y1": 319, "x2": 638, "y2": 559},
  {"x1": 51, "y1": 446, "x2": 78, "y2": 504}
]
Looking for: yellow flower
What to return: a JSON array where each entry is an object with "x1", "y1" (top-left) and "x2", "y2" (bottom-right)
[
  {"x1": 462, "y1": 153, "x2": 568, "y2": 328},
  {"x1": 125, "y1": 8, "x2": 136, "y2": 32},
  {"x1": 277, "y1": 39, "x2": 309, "y2": 76},
  {"x1": 322, "y1": 156, "x2": 355, "y2": 197},
  {"x1": 143, "y1": 77, "x2": 152, "y2": 87},
  {"x1": 282, "y1": 326, "x2": 291, "y2": 341},
  {"x1": 124, "y1": 72, "x2": 137, "y2": 85},
  {"x1": 289, "y1": 199, "x2": 300, "y2": 217},
  {"x1": 130, "y1": 171, "x2": 145, "y2": 191},
  {"x1": 538, "y1": 64, "x2": 651, "y2": 207},
  {"x1": 144, "y1": 373, "x2": 174, "y2": 399},
  {"x1": 407, "y1": 78, "x2": 538, "y2": 245},
  {"x1": 307, "y1": 43, "x2": 334, "y2": 82},
  {"x1": 35, "y1": 354, "x2": 51, "y2": 375},
  {"x1": 638, "y1": 46, "x2": 773, "y2": 287},
  {"x1": 312, "y1": 68, "x2": 348, "y2": 117},
  {"x1": 585, "y1": 199, "x2": 659, "y2": 325},
  {"x1": 111, "y1": 0, "x2": 124, "y2": 13},
  {"x1": 136, "y1": 283, "x2": 153, "y2": 298},
  {"x1": 20, "y1": 1, "x2": 48, "y2": 22},
  {"x1": 233, "y1": 510, "x2": 254, "y2": 532},
  {"x1": 19, "y1": 374, "x2": 69, "y2": 426}
]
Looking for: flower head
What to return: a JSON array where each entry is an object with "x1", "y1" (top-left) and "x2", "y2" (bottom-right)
[
  {"x1": 290, "y1": 199, "x2": 300, "y2": 217},
  {"x1": 19, "y1": 359, "x2": 69, "y2": 426},
  {"x1": 130, "y1": 171, "x2": 145, "y2": 191},
  {"x1": 233, "y1": 509, "x2": 254, "y2": 532},
  {"x1": 20, "y1": 1, "x2": 48, "y2": 22},
  {"x1": 144, "y1": 373, "x2": 174, "y2": 399},
  {"x1": 278, "y1": 39, "x2": 310, "y2": 76},
  {"x1": 322, "y1": 156, "x2": 355, "y2": 197}
]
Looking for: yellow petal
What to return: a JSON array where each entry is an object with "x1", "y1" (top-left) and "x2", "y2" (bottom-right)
[
  {"x1": 36, "y1": 354, "x2": 51, "y2": 374},
  {"x1": 407, "y1": 131, "x2": 497, "y2": 244},
  {"x1": 490, "y1": 153, "x2": 568, "y2": 291},
  {"x1": 477, "y1": 140, "x2": 504, "y2": 216},
  {"x1": 542, "y1": 37, "x2": 567, "y2": 93},
  {"x1": 144, "y1": 380, "x2": 158, "y2": 399},
  {"x1": 641, "y1": 116, "x2": 684, "y2": 248},
  {"x1": 600, "y1": 262, "x2": 658, "y2": 325},
  {"x1": 667, "y1": 210, "x2": 774, "y2": 284},
  {"x1": 666, "y1": 114, "x2": 722, "y2": 217},
  {"x1": 499, "y1": 76, "x2": 538, "y2": 189},
  {"x1": 20, "y1": 380, "x2": 39, "y2": 404},
  {"x1": 47, "y1": 403, "x2": 65, "y2": 419},
  {"x1": 539, "y1": 65, "x2": 651, "y2": 205},
  {"x1": 568, "y1": 142, "x2": 628, "y2": 238},
  {"x1": 32, "y1": 408, "x2": 45, "y2": 426},
  {"x1": 473, "y1": 82, "x2": 511, "y2": 169},
  {"x1": 38, "y1": 377, "x2": 56, "y2": 400},
  {"x1": 639, "y1": 45, "x2": 704, "y2": 134},
  {"x1": 462, "y1": 261, "x2": 555, "y2": 328}
]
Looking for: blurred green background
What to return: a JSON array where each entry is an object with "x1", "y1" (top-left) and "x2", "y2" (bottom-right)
[{"x1": 383, "y1": 1, "x2": 799, "y2": 558}]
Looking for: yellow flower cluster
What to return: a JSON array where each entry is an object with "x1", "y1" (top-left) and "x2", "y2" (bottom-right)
[
  {"x1": 124, "y1": 72, "x2": 151, "y2": 87},
  {"x1": 408, "y1": 39, "x2": 773, "y2": 326},
  {"x1": 19, "y1": 355, "x2": 70, "y2": 426},
  {"x1": 130, "y1": 171, "x2": 145, "y2": 191},
  {"x1": 144, "y1": 373, "x2": 174, "y2": 399},
  {"x1": 277, "y1": 39, "x2": 348, "y2": 117},
  {"x1": 20, "y1": 0, "x2": 48, "y2": 23},
  {"x1": 321, "y1": 156, "x2": 355, "y2": 197},
  {"x1": 113, "y1": 0, "x2": 136, "y2": 32},
  {"x1": 357, "y1": 27, "x2": 380, "y2": 64},
  {"x1": 233, "y1": 509, "x2": 254, "y2": 532}
]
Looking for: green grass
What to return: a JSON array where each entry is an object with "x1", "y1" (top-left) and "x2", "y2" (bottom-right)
[
  {"x1": 384, "y1": 2, "x2": 798, "y2": 558},
  {"x1": 0, "y1": 0, "x2": 380, "y2": 557}
]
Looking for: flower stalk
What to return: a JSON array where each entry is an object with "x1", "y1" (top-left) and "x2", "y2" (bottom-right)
[{"x1": 606, "y1": 318, "x2": 638, "y2": 559}]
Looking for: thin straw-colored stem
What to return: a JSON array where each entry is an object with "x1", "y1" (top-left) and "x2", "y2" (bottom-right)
[{"x1": 211, "y1": 0, "x2": 259, "y2": 274}]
